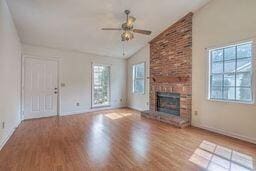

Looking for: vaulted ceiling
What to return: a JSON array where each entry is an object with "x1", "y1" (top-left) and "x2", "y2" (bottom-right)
[{"x1": 7, "y1": 0, "x2": 210, "y2": 58}]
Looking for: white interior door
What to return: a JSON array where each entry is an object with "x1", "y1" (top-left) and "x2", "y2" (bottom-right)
[{"x1": 24, "y1": 57, "x2": 58, "y2": 119}]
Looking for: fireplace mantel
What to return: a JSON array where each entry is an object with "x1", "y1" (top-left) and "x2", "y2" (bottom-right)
[{"x1": 151, "y1": 76, "x2": 190, "y2": 84}]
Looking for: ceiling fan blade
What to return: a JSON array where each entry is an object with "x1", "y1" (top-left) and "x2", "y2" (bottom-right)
[
  {"x1": 133, "y1": 29, "x2": 152, "y2": 35},
  {"x1": 126, "y1": 16, "x2": 136, "y2": 27},
  {"x1": 101, "y1": 28, "x2": 122, "y2": 30}
]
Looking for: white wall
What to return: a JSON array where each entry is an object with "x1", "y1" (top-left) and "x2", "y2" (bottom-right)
[
  {"x1": 127, "y1": 45, "x2": 150, "y2": 111},
  {"x1": 0, "y1": 0, "x2": 21, "y2": 149},
  {"x1": 22, "y1": 44, "x2": 127, "y2": 116},
  {"x1": 192, "y1": 0, "x2": 256, "y2": 143}
]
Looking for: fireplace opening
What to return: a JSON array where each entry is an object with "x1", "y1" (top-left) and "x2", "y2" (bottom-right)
[{"x1": 156, "y1": 92, "x2": 180, "y2": 116}]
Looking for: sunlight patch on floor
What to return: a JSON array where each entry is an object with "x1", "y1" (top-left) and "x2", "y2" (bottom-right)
[
  {"x1": 104, "y1": 112, "x2": 132, "y2": 120},
  {"x1": 189, "y1": 140, "x2": 255, "y2": 171}
]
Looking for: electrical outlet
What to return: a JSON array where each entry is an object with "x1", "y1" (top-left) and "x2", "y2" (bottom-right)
[
  {"x1": 120, "y1": 99, "x2": 122, "y2": 102},
  {"x1": 194, "y1": 111, "x2": 198, "y2": 116},
  {"x1": 146, "y1": 102, "x2": 149, "y2": 106},
  {"x1": 76, "y1": 102, "x2": 80, "y2": 106},
  {"x1": 2, "y1": 122, "x2": 5, "y2": 129},
  {"x1": 61, "y1": 83, "x2": 66, "y2": 87}
]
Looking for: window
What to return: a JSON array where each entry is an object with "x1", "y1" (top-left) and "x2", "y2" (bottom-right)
[
  {"x1": 92, "y1": 64, "x2": 110, "y2": 107},
  {"x1": 209, "y1": 42, "x2": 254, "y2": 103},
  {"x1": 133, "y1": 62, "x2": 145, "y2": 94}
]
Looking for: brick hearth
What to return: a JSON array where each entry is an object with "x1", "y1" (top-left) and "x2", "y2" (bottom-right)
[{"x1": 141, "y1": 13, "x2": 193, "y2": 127}]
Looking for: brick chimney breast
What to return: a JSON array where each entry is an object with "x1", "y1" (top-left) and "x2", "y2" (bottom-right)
[{"x1": 149, "y1": 13, "x2": 193, "y2": 121}]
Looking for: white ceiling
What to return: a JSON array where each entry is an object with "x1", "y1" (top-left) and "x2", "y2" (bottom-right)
[{"x1": 7, "y1": 0, "x2": 210, "y2": 58}]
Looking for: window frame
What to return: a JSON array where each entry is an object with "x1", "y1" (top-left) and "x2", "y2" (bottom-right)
[
  {"x1": 207, "y1": 40, "x2": 256, "y2": 104},
  {"x1": 132, "y1": 62, "x2": 146, "y2": 95},
  {"x1": 91, "y1": 63, "x2": 111, "y2": 108}
]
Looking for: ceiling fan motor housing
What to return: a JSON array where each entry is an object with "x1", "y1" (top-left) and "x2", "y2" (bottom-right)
[{"x1": 122, "y1": 23, "x2": 133, "y2": 30}]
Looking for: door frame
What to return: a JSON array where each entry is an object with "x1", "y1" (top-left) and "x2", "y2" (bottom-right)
[{"x1": 21, "y1": 54, "x2": 60, "y2": 120}]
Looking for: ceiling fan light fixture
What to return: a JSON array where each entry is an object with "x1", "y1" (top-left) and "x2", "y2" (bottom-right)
[
  {"x1": 127, "y1": 16, "x2": 136, "y2": 28},
  {"x1": 102, "y1": 10, "x2": 151, "y2": 42},
  {"x1": 121, "y1": 31, "x2": 134, "y2": 41}
]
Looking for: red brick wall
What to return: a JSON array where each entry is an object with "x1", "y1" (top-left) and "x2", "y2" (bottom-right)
[{"x1": 149, "y1": 13, "x2": 193, "y2": 121}]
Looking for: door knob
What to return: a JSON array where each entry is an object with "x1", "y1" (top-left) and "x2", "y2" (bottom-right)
[
  {"x1": 54, "y1": 88, "x2": 58, "y2": 90},
  {"x1": 54, "y1": 91, "x2": 58, "y2": 94}
]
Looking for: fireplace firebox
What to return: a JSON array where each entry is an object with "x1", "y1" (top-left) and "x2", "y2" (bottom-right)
[{"x1": 156, "y1": 92, "x2": 180, "y2": 116}]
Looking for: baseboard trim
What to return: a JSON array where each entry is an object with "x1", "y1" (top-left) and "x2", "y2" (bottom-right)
[
  {"x1": 0, "y1": 120, "x2": 21, "y2": 150},
  {"x1": 60, "y1": 105, "x2": 127, "y2": 116},
  {"x1": 126, "y1": 106, "x2": 142, "y2": 112},
  {"x1": 127, "y1": 105, "x2": 149, "y2": 112},
  {"x1": 192, "y1": 122, "x2": 256, "y2": 144}
]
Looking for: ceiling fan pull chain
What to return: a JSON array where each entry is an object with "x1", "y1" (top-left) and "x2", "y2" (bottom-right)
[{"x1": 122, "y1": 42, "x2": 125, "y2": 56}]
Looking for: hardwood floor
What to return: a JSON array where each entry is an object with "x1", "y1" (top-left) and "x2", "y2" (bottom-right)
[{"x1": 0, "y1": 108, "x2": 255, "y2": 171}]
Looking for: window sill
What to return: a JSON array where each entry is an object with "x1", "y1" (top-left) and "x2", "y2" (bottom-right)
[{"x1": 207, "y1": 98, "x2": 254, "y2": 105}]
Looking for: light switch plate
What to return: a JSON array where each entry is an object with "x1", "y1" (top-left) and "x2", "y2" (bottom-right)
[{"x1": 194, "y1": 111, "x2": 198, "y2": 116}]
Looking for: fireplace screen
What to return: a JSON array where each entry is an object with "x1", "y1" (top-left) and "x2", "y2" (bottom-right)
[{"x1": 157, "y1": 92, "x2": 180, "y2": 116}]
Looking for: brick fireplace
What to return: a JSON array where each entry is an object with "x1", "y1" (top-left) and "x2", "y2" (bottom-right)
[{"x1": 141, "y1": 13, "x2": 192, "y2": 128}]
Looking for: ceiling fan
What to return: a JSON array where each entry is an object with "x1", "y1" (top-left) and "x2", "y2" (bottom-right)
[{"x1": 101, "y1": 10, "x2": 152, "y2": 41}]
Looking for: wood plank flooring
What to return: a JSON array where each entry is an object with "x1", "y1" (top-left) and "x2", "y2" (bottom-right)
[{"x1": 0, "y1": 108, "x2": 255, "y2": 171}]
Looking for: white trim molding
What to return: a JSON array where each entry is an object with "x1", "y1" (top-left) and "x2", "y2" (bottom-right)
[
  {"x1": 0, "y1": 120, "x2": 21, "y2": 150},
  {"x1": 60, "y1": 106, "x2": 127, "y2": 116},
  {"x1": 192, "y1": 122, "x2": 256, "y2": 145}
]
